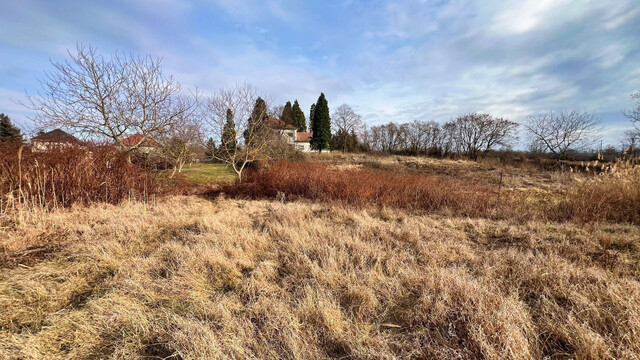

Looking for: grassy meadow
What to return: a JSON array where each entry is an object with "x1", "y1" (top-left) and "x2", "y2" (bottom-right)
[
  {"x1": 172, "y1": 163, "x2": 236, "y2": 185},
  {"x1": 2, "y1": 153, "x2": 640, "y2": 359}
]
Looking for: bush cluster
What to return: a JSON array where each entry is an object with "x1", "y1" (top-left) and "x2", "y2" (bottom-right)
[{"x1": 0, "y1": 142, "x2": 158, "y2": 210}]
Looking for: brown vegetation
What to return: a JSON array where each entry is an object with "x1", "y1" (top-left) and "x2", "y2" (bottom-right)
[
  {"x1": 1, "y1": 197, "x2": 639, "y2": 359},
  {"x1": 219, "y1": 161, "x2": 501, "y2": 217},
  {"x1": 552, "y1": 163, "x2": 640, "y2": 224},
  {"x1": 0, "y1": 143, "x2": 158, "y2": 212}
]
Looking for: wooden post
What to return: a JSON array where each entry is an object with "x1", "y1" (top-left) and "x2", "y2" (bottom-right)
[{"x1": 497, "y1": 170, "x2": 503, "y2": 202}]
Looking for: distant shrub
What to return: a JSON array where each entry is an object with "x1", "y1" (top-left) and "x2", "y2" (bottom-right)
[
  {"x1": 221, "y1": 161, "x2": 501, "y2": 216},
  {"x1": 0, "y1": 142, "x2": 158, "y2": 210}
]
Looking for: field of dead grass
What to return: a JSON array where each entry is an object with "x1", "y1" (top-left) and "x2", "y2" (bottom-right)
[{"x1": 2, "y1": 196, "x2": 640, "y2": 359}]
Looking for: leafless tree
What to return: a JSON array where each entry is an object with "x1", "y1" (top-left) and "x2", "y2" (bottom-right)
[
  {"x1": 25, "y1": 44, "x2": 198, "y2": 150},
  {"x1": 621, "y1": 129, "x2": 640, "y2": 157},
  {"x1": 404, "y1": 120, "x2": 440, "y2": 155},
  {"x1": 444, "y1": 113, "x2": 518, "y2": 160},
  {"x1": 332, "y1": 104, "x2": 362, "y2": 152},
  {"x1": 524, "y1": 110, "x2": 600, "y2": 161},
  {"x1": 160, "y1": 108, "x2": 204, "y2": 177},
  {"x1": 207, "y1": 83, "x2": 273, "y2": 182},
  {"x1": 368, "y1": 122, "x2": 406, "y2": 152},
  {"x1": 270, "y1": 104, "x2": 284, "y2": 119},
  {"x1": 623, "y1": 91, "x2": 640, "y2": 146},
  {"x1": 624, "y1": 91, "x2": 640, "y2": 127}
]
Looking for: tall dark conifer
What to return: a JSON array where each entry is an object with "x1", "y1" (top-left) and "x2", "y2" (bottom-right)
[
  {"x1": 281, "y1": 101, "x2": 294, "y2": 126},
  {"x1": 292, "y1": 100, "x2": 306, "y2": 132},
  {"x1": 244, "y1": 97, "x2": 269, "y2": 146},
  {"x1": 310, "y1": 93, "x2": 331, "y2": 152},
  {"x1": 309, "y1": 103, "x2": 316, "y2": 131},
  {"x1": 221, "y1": 108, "x2": 237, "y2": 155}
]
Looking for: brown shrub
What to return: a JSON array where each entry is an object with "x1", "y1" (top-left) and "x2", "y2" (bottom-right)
[
  {"x1": 220, "y1": 161, "x2": 502, "y2": 217},
  {"x1": 0, "y1": 142, "x2": 158, "y2": 211}
]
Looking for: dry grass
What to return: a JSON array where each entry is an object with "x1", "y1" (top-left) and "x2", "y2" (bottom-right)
[
  {"x1": 552, "y1": 164, "x2": 640, "y2": 224},
  {"x1": 308, "y1": 152, "x2": 584, "y2": 192},
  {"x1": 1, "y1": 196, "x2": 640, "y2": 359}
]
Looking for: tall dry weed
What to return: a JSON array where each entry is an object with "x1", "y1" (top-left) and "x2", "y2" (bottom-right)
[{"x1": 0, "y1": 142, "x2": 158, "y2": 212}]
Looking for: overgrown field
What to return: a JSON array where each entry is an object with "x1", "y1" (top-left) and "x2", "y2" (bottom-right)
[
  {"x1": 1, "y1": 196, "x2": 640, "y2": 359},
  {"x1": 2, "y1": 149, "x2": 640, "y2": 359}
]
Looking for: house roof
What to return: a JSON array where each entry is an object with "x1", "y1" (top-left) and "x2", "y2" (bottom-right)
[
  {"x1": 32, "y1": 129, "x2": 82, "y2": 144},
  {"x1": 121, "y1": 133, "x2": 161, "y2": 147},
  {"x1": 269, "y1": 116, "x2": 297, "y2": 130},
  {"x1": 296, "y1": 132, "x2": 313, "y2": 142}
]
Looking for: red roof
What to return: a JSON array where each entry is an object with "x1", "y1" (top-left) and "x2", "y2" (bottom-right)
[
  {"x1": 269, "y1": 116, "x2": 297, "y2": 130},
  {"x1": 121, "y1": 133, "x2": 160, "y2": 147},
  {"x1": 296, "y1": 132, "x2": 312, "y2": 142}
]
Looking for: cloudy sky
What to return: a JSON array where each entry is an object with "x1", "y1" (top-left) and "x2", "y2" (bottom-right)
[{"x1": 1, "y1": 0, "x2": 639, "y2": 146}]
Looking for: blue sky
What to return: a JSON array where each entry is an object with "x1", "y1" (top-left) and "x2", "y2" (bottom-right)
[{"x1": 1, "y1": 0, "x2": 639, "y2": 146}]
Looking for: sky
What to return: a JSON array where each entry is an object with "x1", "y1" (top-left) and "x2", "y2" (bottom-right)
[{"x1": 1, "y1": 0, "x2": 639, "y2": 147}]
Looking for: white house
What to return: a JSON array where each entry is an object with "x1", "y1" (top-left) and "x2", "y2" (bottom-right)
[
  {"x1": 269, "y1": 116, "x2": 313, "y2": 152},
  {"x1": 31, "y1": 129, "x2": 83, "y2": 152}
]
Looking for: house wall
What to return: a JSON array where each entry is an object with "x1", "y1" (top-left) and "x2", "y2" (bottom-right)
[
  {"x1": 32, "y1": 141, "x2": 76, "y2": 152},
  {"x1": 295, "y1": 142, "x2": 312, "y2": 152}
]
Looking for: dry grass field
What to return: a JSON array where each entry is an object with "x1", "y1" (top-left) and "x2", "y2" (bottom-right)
[{"x1": 2, "y1": 153, "x2": 640, "y2": 359}]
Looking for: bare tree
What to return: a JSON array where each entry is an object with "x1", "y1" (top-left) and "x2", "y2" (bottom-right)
[
  {"x1": 621, "y1": 129, "x2": 640, "y2": 157},
  {"x1": 624, "y1": 91, "x2": 640, "y2": 127},
  {"x1": 332, "y1": 104, "x2": 362, "y2": 153},
  {"x1": 524, "y1": 110, "x2": 600, "y2": 161},
  {"x1": 623, "y1": 91, "x2": 640, "y2": 146},
  {"x1": 404, "y1": 120, "x2": 440, "y2": 155},
  {"x1": 270, "y1": 104, "x2": 285, "y2": 119},
  {"x1": 368, "y1": 122, "x2": 406, "y2": 153},
  {"x1": 445, "y1": 113, "x2": 518, "y2": 160},
  {"x1": 207, "y1": 83, "x2": 273, "y2": 182},
  {"x1": 160, "y1": 108, "x2": 204, "y2": 177},
  {"x1": 25, "y1": 44, "x2": 198, "y2": 150}
]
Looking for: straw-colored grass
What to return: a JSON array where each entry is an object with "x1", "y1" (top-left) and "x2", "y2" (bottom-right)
[{"x1": 1, "y1": 196, "x2": 639, "y2": 359}]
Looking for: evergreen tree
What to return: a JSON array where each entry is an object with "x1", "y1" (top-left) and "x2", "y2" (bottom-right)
[
  {"x1": 281, "y1": 101, "x2": 294, "y2": 126},
  {"x1": 204, "y1": 137, "x2": 217, "y2": 161},
  {"x1": 332, "y1": 129, "x2": 360, "y2": 152},
  {"x1": 221, "y1": 109, "x2": 237, "y2": 155},
  {"x1": 292, "y1": 100, "x2": 306, "y2": 132},
  {"x1": 244, "y1": 97, "x2": 269, "y2": 146},
  {"x1": 310, "y1": 93, "x2": 331, "y2": 152},
  {"x1": 0, "y1": 113, "x2": 22, "y2": 142},
  {"x1": 309, "y1": 103, "x2": 316, "y2": 130}
]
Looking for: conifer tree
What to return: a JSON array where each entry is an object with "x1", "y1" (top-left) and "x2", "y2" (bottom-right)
[
  {"x1": 310, "y1": 93, "x2": 331, "y2": 152},
  {"x1": 221, "y1": 108, "x2": 237, "y2": 156},
  {"x1": 292, "y1": 100, "x2": 306, "y2": 132},
  {"x1": 0, "y1": 113, "x2": 22, "y2": 142},
  {"x1": 309, "y1": 103, "x2": 316, "y2": 131},
  {"x1": 244, "y1": 97, "x2": 269, "y2": 146},
  {"x1": 281, "y1": 101, "x2": 294, "y2": 126},
  {"x1": 204, "y1": 137, "x2": 216, "y2": 160}
]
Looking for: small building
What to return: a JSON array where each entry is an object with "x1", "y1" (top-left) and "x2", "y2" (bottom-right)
[
  {"x1": 121, "y1": 133, "x2": 161, "y2": 152},
  {"x1": 268, "y1": 116, "x2": 313, "y2": 152},
  {"x1": 31, "y1": 129, "x2": 82, "y2": 152},
  {"x1": 295, "y1": 131, "x2": 313, "y2": 152}
]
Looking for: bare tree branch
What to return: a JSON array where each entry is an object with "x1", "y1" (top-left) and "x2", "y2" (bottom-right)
[
  {"x1": 23, "y1": 43, "x2": 198, "y2": 151},
  {"x1": 524, "y1": 110, "x2": 600, "y2": 161}
]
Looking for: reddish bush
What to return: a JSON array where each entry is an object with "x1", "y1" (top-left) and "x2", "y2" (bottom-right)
[
  {"x1": 221, "y1": 161, "x2": 501, "y2": 216},
  {"x1": 0, "y1": 142, "x2": 159, "y2": 210}
]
